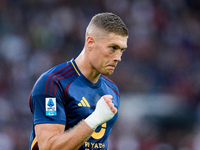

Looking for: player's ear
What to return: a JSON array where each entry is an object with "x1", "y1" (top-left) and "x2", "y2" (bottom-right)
[{"x1": 86, "y1": 36, "x2": 95, "y2": 50}]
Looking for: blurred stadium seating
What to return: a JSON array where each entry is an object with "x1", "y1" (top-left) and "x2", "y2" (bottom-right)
[{"x1": 0, "y1": 0, "x2": 200, "y2": 149}]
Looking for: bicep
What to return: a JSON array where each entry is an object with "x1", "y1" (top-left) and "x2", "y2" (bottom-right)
[{"x1": 35, "y1": 123, "x2": 65, "y2": 150}]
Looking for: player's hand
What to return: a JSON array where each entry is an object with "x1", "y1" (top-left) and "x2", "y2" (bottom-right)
[
  {"x1": 102, "y1": 95, "x2": 117, "y2": 114},
  {"x1": 84, "y1": 95, "x2": 118, "y2": 130}
]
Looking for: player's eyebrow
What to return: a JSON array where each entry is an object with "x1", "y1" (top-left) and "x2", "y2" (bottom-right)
[{"x1": 111, "y1": 44, "x2": 127, "y2": 50}]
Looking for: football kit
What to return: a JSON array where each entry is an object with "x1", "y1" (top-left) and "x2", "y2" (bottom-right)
[{"x1": 29, "y1": 58, "x2": 120, "y2": 150}]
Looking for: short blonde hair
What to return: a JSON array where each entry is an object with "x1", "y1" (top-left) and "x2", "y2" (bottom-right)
[{"x1": 87, "y1": 12, "x2": 128, "y2": 37}]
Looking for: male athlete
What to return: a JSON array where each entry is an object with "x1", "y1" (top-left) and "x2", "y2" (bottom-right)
[{"x1": 29, "y1": 12, "x2": 128, "y2": 150}]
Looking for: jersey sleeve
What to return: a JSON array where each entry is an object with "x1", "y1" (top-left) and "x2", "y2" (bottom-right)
[
  {"x1": 32, "y1": 95, "x2": 66, "y2": 125},
  {"x1": 30, "y1": 72, "x2": 66, "y2": 126}
]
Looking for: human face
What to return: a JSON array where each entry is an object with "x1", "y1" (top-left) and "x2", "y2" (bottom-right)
[{"x1": 90, "y1": 33, "x2": 128, "y2": 76}]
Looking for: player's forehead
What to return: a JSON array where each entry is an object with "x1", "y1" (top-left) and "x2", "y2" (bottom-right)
[{"x1": 104, "y1": 32, "x2": 128, "y2": 48}]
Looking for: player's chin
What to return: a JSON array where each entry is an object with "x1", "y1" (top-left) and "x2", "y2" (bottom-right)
[{"x1": 102, "y1": 69, "x2": 115, "y2": 76}]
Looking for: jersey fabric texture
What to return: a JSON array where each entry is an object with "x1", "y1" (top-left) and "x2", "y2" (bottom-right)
[{"x1": 29, "y1": 58, "x2": 120, "y2": 150}]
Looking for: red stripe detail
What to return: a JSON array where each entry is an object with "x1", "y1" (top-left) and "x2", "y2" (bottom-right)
[
  {"x1": 101, "y1": 75, "x2": 120, "y2": 96},
  {"x1": 53, "y1": 71, "x2": 75, "y2": 96},
  {"x1": 49, "y1": 67, "x2": 73, "y2": 95},
  {"x1": 29, "y1": 90, "x2": 33, "y2": 113},
  {"x1": 106, "y1": 83, "x2": 120, "y2": 97},
  {"x1": 45, "y1": 64, "x2": 71, "y2": 95},
  {"x1": 101, "y1": 75, "x2": 117, "y2": 86},
  {"x1": 64, "y1": 81, "x2": 73, "y2": 99}
]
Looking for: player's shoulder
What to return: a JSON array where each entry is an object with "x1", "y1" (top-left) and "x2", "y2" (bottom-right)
[
  {"x1": 32, "y1": 61, "x2": 76, "y2": 96},
  {"x1": 100, "y1": 75, "x2": 119, "y2": 95},
  {"x1": 44, "y1": 61, "x2": 74, "y2": 79},
  {"x1": 37, "y1": 61, "x2": 73, "y2": 82}
]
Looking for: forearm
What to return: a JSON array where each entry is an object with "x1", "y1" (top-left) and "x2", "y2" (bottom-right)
[{"x1": 37, "y1": 121, "x2": 93, "y2": 150}]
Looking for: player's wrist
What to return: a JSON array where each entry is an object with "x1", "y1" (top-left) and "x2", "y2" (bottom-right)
[{"x1": 84, "y1": 113, "x2": 100, "y2": 130}]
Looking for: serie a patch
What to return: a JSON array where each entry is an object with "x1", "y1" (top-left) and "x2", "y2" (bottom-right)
[{"x1": 45, "y1": 98, "x2": 57, "y2": 116}]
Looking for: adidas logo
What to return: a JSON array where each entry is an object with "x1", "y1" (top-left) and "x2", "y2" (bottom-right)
[{"x1": 78, "y1": 97, "x2": 90, "y2": 107}]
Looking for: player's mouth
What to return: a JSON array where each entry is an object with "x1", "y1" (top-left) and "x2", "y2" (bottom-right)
[{"x1": 107, "y1": 64, "x2": 116, "y2": 70}]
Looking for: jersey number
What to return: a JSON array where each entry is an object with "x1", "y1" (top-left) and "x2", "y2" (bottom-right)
[{"x1": 91, "y1": 123, "x2": 106, "y2": 139}]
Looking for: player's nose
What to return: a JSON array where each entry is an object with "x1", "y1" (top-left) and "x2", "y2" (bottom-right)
[{"x1": 114, "y1": 50, "x2": 122, "y2": 62}]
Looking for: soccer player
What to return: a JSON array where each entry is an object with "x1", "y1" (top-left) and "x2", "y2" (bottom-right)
[{"x1": 29, "y1": 12, "x2": 128, "y2": 150}]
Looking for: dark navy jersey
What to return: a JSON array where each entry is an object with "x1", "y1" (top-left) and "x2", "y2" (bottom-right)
[{"x1": 29, "y1": 58, "x2": 120, "y2": 150}]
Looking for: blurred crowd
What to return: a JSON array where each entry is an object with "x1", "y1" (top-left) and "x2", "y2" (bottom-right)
[{"x1": 0, "y1": 0, "x2": 200, "y2": 149}]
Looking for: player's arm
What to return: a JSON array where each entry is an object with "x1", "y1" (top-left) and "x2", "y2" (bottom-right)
[
  {"x1": 35, "y1": 121, "x2": 93, "y2": 150},
  {"x1": 35, "y1": 95, "x2": 117, "y2": 150}
]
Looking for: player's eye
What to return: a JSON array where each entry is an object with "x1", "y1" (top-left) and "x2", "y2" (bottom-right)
[
  {"x1": 111, "y1": 46, "x2": 117, "y2": 50},
  {"x1": 110, "y1": 45, "x2": 126, "y2": 54}
]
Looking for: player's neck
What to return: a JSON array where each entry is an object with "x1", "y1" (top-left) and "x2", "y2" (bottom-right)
[{"x1": 75, "y1": 52, "x2": 100, "y2": 83}]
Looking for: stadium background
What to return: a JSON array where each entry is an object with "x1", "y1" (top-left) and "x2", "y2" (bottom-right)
[{"x1": 0, "y1": 0, "x2": 200, "y2": 149}]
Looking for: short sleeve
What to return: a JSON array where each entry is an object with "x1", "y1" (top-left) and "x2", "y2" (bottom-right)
[{"x1": 32, "y1": 94, "x2": 66, "y2": 125}]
